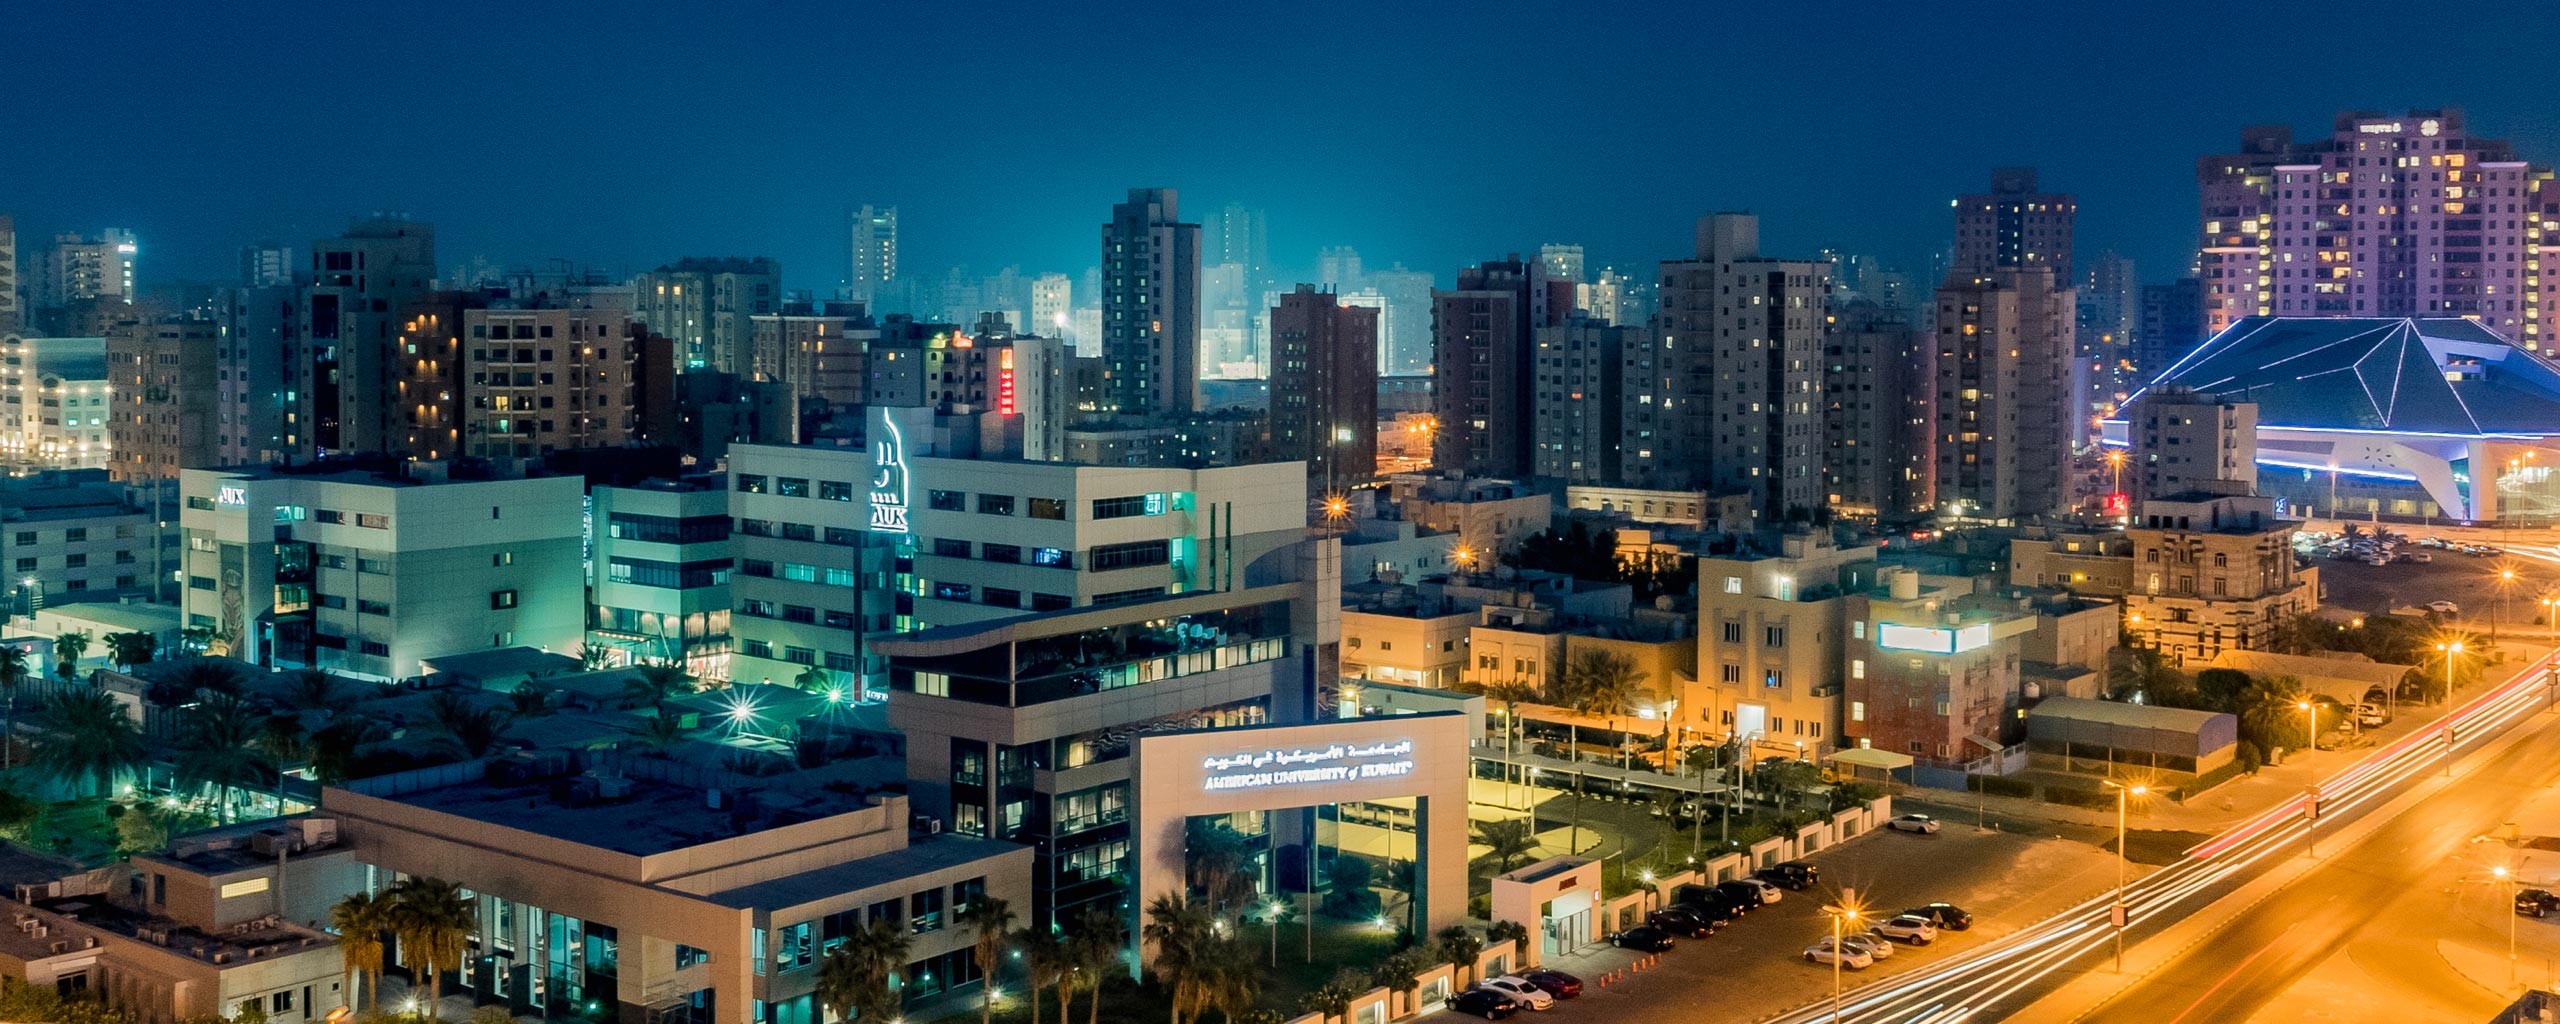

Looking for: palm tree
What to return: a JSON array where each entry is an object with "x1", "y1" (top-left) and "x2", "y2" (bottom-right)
[
  {"x1": 1367, "y1": 947, "x2": 1434, "y2": 1019},
  {"x1": 635, "y1": 712, "x2": 687, "y2": 753},
  {"x1": 29, "y1": 689, "x2": 144, "y2": 796},
  {"x1": 384, "y1": 876, "x2": 476, "y2": 1019},
  {"x1": 1480, "y1": 679, "x2": 1537, "y2": 806},
  {"x1": 794, "y1": 664, "x2": 834, "y2": 695},
  {"x1": 288, "y1": 670, "x2": 355, "y2": 714},
  {"x1": 427, "y1": 691, "x2": 514, "y2": 759},
  {"x1": 1567, "y1": 650, "x2": 1646, "y2": 769},
  {"x1": 310, "y1": 717, "x2": 372, "y2": 786},
  {"x1": 508, "y1": 683, "x2": 552, "y2": 716},
  {"x1": 1298, "y1": 968, "x2": 1366, "y2": 1024},
  {"x1": 1435, "y1": 925, "x2": 1483, "y2": 986},
  {"x1": 331, "y1": 892, "x2": 389, "y2": 1014},
  {"x1": 1141, "y1": 894, "x2": 1212, "y2": 1024},
  {"x1": 1018, "y1": 927, "x2": 1066, "y2": 1024},
  {"x1": 176, "y1": 691, "x2": 273, "y2": 822},
  {"x1": 1193, "y1": 934, "x2": 1262, "y2": 1024},
  {"x1": 103, "y1": 631, "x2": 156, "y2": 672},
  {"x1": 1185, "y1": 819, "x2": 1256, "y2": 918},
  {"x1": 817, "y1": 916, "x2": 910, "y2": 1024},
  {"x1": 257, "y1": 712, "x2": 313, "y2": 772},
  {"x1": 0, "y1": 642, "x2": 30, "y2": 772},
  {"x1": 52, "y1": 631, "x2": 90, "y2": 681},
  {"x1": 957, "y1": 896, "x2": 1017, "y2": 1024},
  {"x1": 623, "y1": 662, "x2": 694, "y2": 709},
  {"x1": 1068, "y1": 904, "x2": 1123, "y2": 1024},
  {"x1": 1485, "y1": 920, "x2": 1529, "y2": 971},
  {"x1": 1471, "y1": 818, "x2": 1537, "y2": 874}
]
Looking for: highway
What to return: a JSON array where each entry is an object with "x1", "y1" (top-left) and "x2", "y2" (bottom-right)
[{"x1": 1758, "y1": 649, "x2": 2560, "y2": 1024}]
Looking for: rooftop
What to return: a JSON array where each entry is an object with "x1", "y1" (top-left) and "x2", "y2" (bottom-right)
[
  {"x1": 2128, "y1": 316, "x2": 2560, "y2": 437},
  {"x1": 379, "y1": 761, "x2": 880, "y2": 858},
  {"x1": 9, "y1": 896, "x2": 333, "y2": 967},
  {"x1": 705, "y1": 834, "x2": 1022, "y2": 911}
]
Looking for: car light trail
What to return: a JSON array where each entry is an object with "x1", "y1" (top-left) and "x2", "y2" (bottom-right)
[{"x1": 1763, "y1": 650, "x2": 2560, "y2": 1023}]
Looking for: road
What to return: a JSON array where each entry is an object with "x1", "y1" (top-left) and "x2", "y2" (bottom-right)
[{"x1": 2069, "y1": 697, "x2": 2560, "y2": 1023}]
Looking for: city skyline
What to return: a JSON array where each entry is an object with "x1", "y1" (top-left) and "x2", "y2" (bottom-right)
[{"x1": 6, "y1": 2, "x2": 2555, "y2": 294}]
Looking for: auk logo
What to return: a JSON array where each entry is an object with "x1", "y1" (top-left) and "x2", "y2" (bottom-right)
[
  {"x1": 1201, "y1": 740, "x2": 1416, "y2": 791},
  {"x1": 215, "y1": 485, "x2": 248, "y2": 507},
  {"x1": 869, "y1": 411, "x2": 910, "y2": 534}
]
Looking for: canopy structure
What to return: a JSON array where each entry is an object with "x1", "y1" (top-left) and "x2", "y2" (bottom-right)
[{"x1": 1824, "y1": 748, "x2": 1916, "y2": 772}]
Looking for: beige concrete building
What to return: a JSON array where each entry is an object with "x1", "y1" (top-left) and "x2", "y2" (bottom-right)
[
  {"x1": 2007, "y1": 527, "x2": 2137, "y2": 595},
  {"x1": 464, "y1": 307, "x2": 643, "y2": 458},
  {"x1": 106, "y1": 315, "x2": 218, "y2": 487},
  {"x1": 1695, "y1": 531, "x2": 1878, "y2": 758},
  {"x1": 747, "y1": 302, "x2": 870, "y2": 417},
  {"x1": 2124, "y1": 492, "x2": 2317, "y2": 663},
  {"x1": 2127, "y1": 386, "x2": 2256, "y2": 503},
  {"x1": 324, "y1": 754, "x2": 1030, "y2": 1024},
  {"x1": 1388, "y1": 473, "x2": 1552, "y2": 559},
  {"x1": 0, "y1": 335, "x2": 111, "y2": 474},
  {"x1": 1342, "y1": 582, "x2": 1474, "y2": 690}
]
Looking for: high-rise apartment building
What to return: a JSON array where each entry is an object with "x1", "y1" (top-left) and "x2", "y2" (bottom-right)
[
  {"x1": 630, "y1": 257, "x2": 781, "y2": 375},
  {"x1": 1367, "y1": 265, "x2": 1437, "y2": 376},
  {"x1": 462, "y1": 306, "x2": 647, "y2": 458},
  {"x1": 1936, "y1": 170, "x2": 2077, "y2": 522},
  {"x1": 2126, "y1": 386, "x2": 2257, "y2": 502},
  {"x1": 2198, "y1": 109, "x2": 2549, "y2": 347},
  {"x1": 307, "y1": 217, "x2": 437, "y2": 456},
  {"x1": 1538, "y1": 244, "x2": 1586, "y2": 285},
  {"x1": 1267, "y1": 285, "x2": 1378, "y2": 492},
  {"x1": 1628, "y1": 214, "x2": 1832, "y2": 519},
  {"x1": 1031, "y1": 272, "x2": 1072, "y2": 340},
  {"x1": 0, "y1": 215, "x2": 18, "y2": 333},
  {"x1": 1430, "y1": 256, "x2": 1566, "y2": 478},
  {"x1": 2137, "y1": 277, "x2": 2206, "y2": 380},
  {"x1": 105, "y1": 315, "x2": 219, "y2": 488},
  {"x1": 1529, "y1": 316, "x2": 1628, "y2": 485},
  {"x1": 2078, "y1": 251, "x2": 2139, "y2": 433},
  {"x1": 31, "y1": 229, "x2": 138, "y2": 310},
  {"x1": 848, "y1": 204, "x2": 898, "y2": 305},
  {"x1": 1206, "y1": 203, "x2": 1270, "y2": 295},
  {"x1": 1100, "y1": 189, "x2": 1201, "y2": 416},
  {"x1": 239, "y1": 242, "x2": 294, "y2": 287},
  {"x1": 1825, "y1": 299, "x2": 1933, "y2": 519},
  {"x1": 748, "y1": 300, "x2": 873, "y2": 421}
]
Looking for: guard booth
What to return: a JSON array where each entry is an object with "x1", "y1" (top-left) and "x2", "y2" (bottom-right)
[{"x1": 1489, "y1": 856, "x2": 1603, "y2": 968}]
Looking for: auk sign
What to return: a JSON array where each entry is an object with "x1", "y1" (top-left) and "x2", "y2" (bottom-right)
[
  {"x1": 1201, "y1": 740, "x2": 1416, "y2": 791},
  {"x1": 869, "y1": 411, "x2": 910, "y2": 534}
]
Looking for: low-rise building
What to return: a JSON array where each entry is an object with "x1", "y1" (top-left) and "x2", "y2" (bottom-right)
[
  {"x1": 0, "y1": 470, "x2": 168, "y2": 609},
  {"x1": 1695, "y1": 531, "x2": 1878, "y2": 758},
  {"x1": 590, "y1": 475, "x2": 733, "y2": 679},
  {"x1": 2006, "y1": 526, "x2": 2137, "y2": 595},
  {"x1": 0, "y1": 335, "x2": 111, "y2": 474},
  {"x1": 1842, "y1": 567, "x2": 2040, "y2": 765},
  {"x1": 177, "y1": 460, "x2": 586, "y2": 681},
  {"x1": 2123, "y1": 493, "x2": 2316, "y2": 663},
  {"x1": 1388, "y1": 473, "x2": 1552, "y2": 559},
  {"x1": 323, "y1": 753, "x2": 1029, "y2": 1024}
]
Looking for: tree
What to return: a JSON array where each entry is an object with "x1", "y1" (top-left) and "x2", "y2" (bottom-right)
[
  {"x1": 1322, "y1": 854, "x2": 1379, "y2": 918},
  {"x1": 2116, "y1": 646, "x2": 2188, "y2": 706},
  {"x1": 160, "y1": 657, "x2": 246, "y2": 703},
  {"x1": 1185, "y1": 818, "x2": 1256, "y2": 918},
  {"x1": 1485, "y1": 920, "x2": 1529, "y2": 968},
  {"x1": 1471, "y1": 818, "x2": 1537, "y2": 874},
  {"x1": 793, "y1": 664, "x2": 834, "y2": 694},
  {"x1": 636, "y1": 712, "x2": 687, "y2": 753},
  {"x1": 331, "y1": 891, "x2": 390, "y2": 1014},
  {"x1": 384, "y1": 876, "x2": 477, "y2": 1019},
  {"x1": 1566, "y1": 650, "x2": 1647, "y2": 769},
  {"x1": 957, "y1": 897, "x2": 1017, "y2": 1024},
  {"x1": 288, "y1": 670, "x2": 355, "y2": 714},
  {"x1": 256, "y1": 713, "x2": 314, "y2": 773},
  {"x1": 0, "y1": 642, "x2": 29, "y2": 772},
  {"x1": 1141, "y1": 894, "x2": 1212, "y2": 1024},
  {"x1": 1298, "y1": 968, "x2": 1368, "y2": 1023},
  {"x1": 176, "y1": 691, "x2": 273, "y2": 822},
  {"x1": 1018, "y1": 927, "x2": 1067, "y2": 1024},
  {"x1": 1067, "y1": 903, "x2": 1121, "y2": 1024},
  {"x1": 52, "y1": 631, "x2": 89, "y2": 681},
  {"x1": 508, "y1": 683, "x2": 551, "y2": 716},
  {"x1": 1367, "y1": 947, "x2": 1435, "y2": 1017},
  {"x1": 623, "y1": 662, "x2": 694, "y2": 709},
  {"x1": 310, "y1": 717, "x2": 372, "y2": 786},
  {"x1": 103, "y1": 632, "x2": 156, "y2": 671},
  {"x1": 817, "y1": 916, "x2": 911, "y2": 1024},
  {"x1": 427, "y1": 691, "x2": 514, "y2": 760},
  {"x1": 115, "y1": 800, "x2": 178, "y2": 855},
  {"x1": 1193, "y1": 933, "x2": 1262, "y2": 1024},
  {"x1": 1434, "y1": 925, "x2": 1484, "y2": 985},
  {"x1": 30, "y1": 688, "x2": 144, "y2": 797}
]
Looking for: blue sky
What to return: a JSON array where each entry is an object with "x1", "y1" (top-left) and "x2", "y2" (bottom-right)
[{"x1": 6, "y1": 0, "x2": 2554, "y2": 292}]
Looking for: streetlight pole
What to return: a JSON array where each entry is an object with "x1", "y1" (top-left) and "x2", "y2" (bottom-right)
[
  {"x1": 2439, "y1": 642, "x2": 2465, "y2": 777},
  {"x1": 1824, "y1": 894, "x2": 1860, "y2": 1024},
  {"x1": 2102, "y1": 780, "x2": 2145, "y2": 971},
  {"x1": 2495, "y1": 864, "x2": 2520, "y2": 989}
]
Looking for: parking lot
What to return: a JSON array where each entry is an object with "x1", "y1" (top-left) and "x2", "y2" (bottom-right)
[{"x1": 1503, "y1": 824, "x2": 2126, "y2": 1023}]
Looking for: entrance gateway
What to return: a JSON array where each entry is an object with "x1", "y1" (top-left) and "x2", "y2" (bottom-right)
[{"x1": 1130, "y1": 711, "x2": 1471, "y2": 964}]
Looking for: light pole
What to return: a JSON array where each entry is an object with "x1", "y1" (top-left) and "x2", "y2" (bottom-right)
[
  {"x1": 2494, "y1": 864, "x2": 2521, "y2": 989},
  {"x1": 2438, "y1": 642, "x2": 2466, "y2": 777},
  {"x1": 2327, "y1": 463, "x2": 2340, "y2": 521},
  {"x1": 1823, "y1": 894, "x2": 1861, "y2": 1024},
  {"x1": 2494, "y1": 567, "x2": 2518, "y2": 644},
  {"x1": 2102, "y1": 779, "x2": 2146, "y2": 971}
]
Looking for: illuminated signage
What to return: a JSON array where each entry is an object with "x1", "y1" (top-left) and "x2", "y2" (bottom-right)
[
  {"x1": 998, "y1": 348, "x2": 1017, "y2": 416},
  {"x1": 1144, "y1": 492, "x2": 1167, "y2": 516},
  {"x1": 1876, "y1": 622, "x2": 1992, "y2": 655},
  {"x1": 2104, "y1": 492, "x2": 2129, "y2": 517},
  {"x1": 1201, "y1": 740, "x2": 1416, "y2": 791},
  {"x1": 869, "y1": 411, "x2": 910, "y2": 533},
  {"x1": 215, "y1": 485, "x2": 248, "y2": 507},
  {"x1": 2356, "y1": 121, "x2": 2404, "y2": 135}
]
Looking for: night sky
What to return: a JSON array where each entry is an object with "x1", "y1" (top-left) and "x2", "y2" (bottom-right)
[{"x1": 7, "y1": 1, "x2": 2555, "y2": 292}]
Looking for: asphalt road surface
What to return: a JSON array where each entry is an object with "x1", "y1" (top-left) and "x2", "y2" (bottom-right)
[{"x1": 2067, "y1": 703, "x2": 2560, "y2": 1024}]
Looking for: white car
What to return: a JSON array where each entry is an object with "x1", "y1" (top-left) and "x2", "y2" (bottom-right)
[
  {"x1": 1841, "y1": 932, "x2": 1897, "y2": 959},
  {"x1": 1872, "y1": 914, "x2": 1940, "y2": 944},
  {"x1": 1736, "y1": 877, "x2": 1785, "y2": 904},
  {"x1": 2356, "y1": 702, "x2": 2388, "y2": 727},
  {"x1": 2428, "y1": 600, "x2": 2461, "y2": 614},
  {"x1": 1474, "y1": 978, "x2": 1555, "y2": 1011},
  {"x1": 1804, "y1": 937, "x2": 1875, "y2": 969},
  {"x1": 1887, "y1": 813, "x2": 1942, "y2": 834}
]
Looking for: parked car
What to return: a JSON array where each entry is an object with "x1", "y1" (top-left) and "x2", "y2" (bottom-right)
[
  {"x1": 2362, "y1": 555, "x2": 2388, "y2": 566},
  {"x1": 1803, "y1": 937, "x2": 1875, "y2": 969},
  {"x1": 1839, "y1": 932, "x2": 1896, "y2": 959},
  {"x1": 1714, "y1": 880, "x2": 1770, "y2": 910},
  {"x1": 1675, "y1": 896, "x2": 1741, "y2": 925},
  {"x1": 1518, "y1": 969, "x2": 1583, "y2": 999},
  {"x1": 1757, "y1": 861, "x2": 1821, "y2": 890},
  {"x1": 1474, "y1": 977, "x2": 1555, "y2": 1011},
  {"x1": 1904, "y1": 902, "x2": 1975, "y2": 931},
  {"x1": 2356, "y1": 702, "x2": 2389, "y2": 727},
  {"x1": 2407, "y1": 551, "x2": 2434, "y2": 563},
  {"x1": 2364, "y1": 685, "x2": 2393, "y2": 706},
  {"x1": 1872, "y1": 913, "x2": 1941, "y2": 944},
  {"x1": 1451, "y1": 988, "x2": 1521, "y2": 1020},
  {"x1": 2428, "y1": 600, "x2": 2462, "y2": 614},
  {"x1": 1647, "y1": 907, "x2": 1718, "y2": 938},
  {"x1": 2518, "y1": 889, "x2": 2560, "y2": 918},
  {"x1": 1734, "y1": 877, "x2": 1786, "y2": 904},
  {"x1": 1888, "y1": 813, "x2": 1943, "y2": 834},
  {"x1": 1610, "y1": 925, "x2": 1676, "y2": 952}
]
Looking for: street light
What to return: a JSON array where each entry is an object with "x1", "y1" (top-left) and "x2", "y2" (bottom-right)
[
  {"x1": 2494, "y1": 566, "x2": 2519, "y2": 643},
  {"x1": 2438, "y1": 641, "x2": 2467, "y2": 777},
  {"x1": 1822, "y1": 893, "x2": 1863, "y2": 1024},
  {"x1": 2494, "y1": 863, "x2": 2522, "y2": 989},
  {"x1": 2101, "y1": 779, "x2": 2147, "y2": 971}
]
